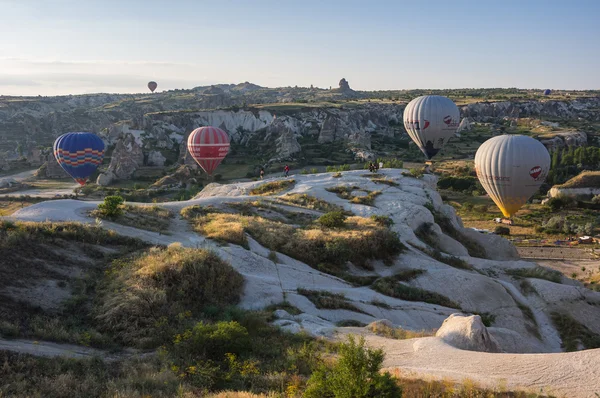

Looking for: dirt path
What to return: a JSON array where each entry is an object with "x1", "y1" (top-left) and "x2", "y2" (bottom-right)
[
  {"x1": 0, "y1": 337, "x2": 141, "y2": 361},
  {"x1": 517, "y1": 246, "x2": 597, "y2": 260}
]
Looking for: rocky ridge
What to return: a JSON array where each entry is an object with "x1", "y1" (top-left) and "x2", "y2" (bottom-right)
[{"x1": 10, "y1": 169, "x2": 600, "y2": 356}]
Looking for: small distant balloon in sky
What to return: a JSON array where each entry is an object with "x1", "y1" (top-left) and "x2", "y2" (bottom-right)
[{"x1": 148, "y1": 81, "x2": 158, "y2": 92}]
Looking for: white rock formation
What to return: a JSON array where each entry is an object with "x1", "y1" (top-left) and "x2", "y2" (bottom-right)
[
  {"x1": 9, "y1": 169, "x2": 600, "y2": 355},
  {"x1": 435, "y1": 313, "x2": 500, "y2": 353},
  {"x1": 147, "y1": 150, "x2": 166, "y2": 167}
]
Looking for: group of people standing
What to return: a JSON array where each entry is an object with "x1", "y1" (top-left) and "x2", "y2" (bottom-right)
[
  {"x1": 368, "y1": 162, "x2": 382, "y2": 173},
  {"x1": 259, "y1": 164, "x2": 290, "y2": 179}
]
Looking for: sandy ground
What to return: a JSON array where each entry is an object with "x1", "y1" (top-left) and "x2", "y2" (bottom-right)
[
  {"x1": 355, "y1": 334, "x2": 600, "y2": 398},
  {"x1": 537, "y1": 259, "x2": 600, "y2": 283},
  {"x1": 0, "y1": 169, "x2": 37, "y2": 181},
  {"x1": 517, "y1": 246, "x2": 598, "y2": 260},
  {"x1": 0, "y1": 169, "x2": 79, "y2": 198}
]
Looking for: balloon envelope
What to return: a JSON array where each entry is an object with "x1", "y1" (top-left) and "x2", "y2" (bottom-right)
[
  {"x1": 474, "y1": 134, "x2": 550, "y2": 218},
  {"x1": 148, "y1": 81, "x2": 157, "y2": 92},
  {"x1": 53, "y1": 132, "x2": 105, "y2": 186},
  {"x1": 543, "y1": 89, "x2": 551, "y2": 95},
  {"x1": 187, "y1": 126, "x2": 230, "y2": 175},
  {"x1": 403, "y1": 95, "x2": 460, "y2": 160}
]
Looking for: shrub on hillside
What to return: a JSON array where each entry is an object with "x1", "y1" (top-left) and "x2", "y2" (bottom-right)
[
  {"x1": 304, "y1": 335, "x2": 402, "y2": 398},
  {"x1": 437, "y1": 176, "x2": 479, "y2": 192},
  {"x1": 97, "y1": 196, "x2": 124, "y2": 218},
  {"x1": 96, "y1": 246, "x2": 244, "y2": 347},
  {"x1": 494, "y1": 226, "x2": 510, "y2": 235},
  {"x1": 592, "y1": 195, "x2": 600, "y2": 204},
  {"x1": 317, "y1": 211, "x2": 347, "y2": 228},
  {"x1": 326, "y1": 164, "x2": 351, "y2": 172},
  {"x1": 546, "y1": 196, "x2": 576, "y2": 211},
  {"x1": 402, "y1": 168, "x2": 424, "y2": 179},
  {"x1": 473, "y1": 204, "x2": 488, "y2": 213}
]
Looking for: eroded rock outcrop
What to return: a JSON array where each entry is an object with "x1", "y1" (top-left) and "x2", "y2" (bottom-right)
[
  {"x1": 97, "y1": 133, "x2": 144, "y2": 185},
  {"x1": 436, "y1": 314, "x2": 501, "y2": 353}
]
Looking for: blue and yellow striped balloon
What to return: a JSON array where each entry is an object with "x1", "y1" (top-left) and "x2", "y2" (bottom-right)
[{"x1": 53, "y1": 132, "x2": 105, "y2": 186}]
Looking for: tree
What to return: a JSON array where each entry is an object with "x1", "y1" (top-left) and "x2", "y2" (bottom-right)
[
  {"x1": 97, "y1": 195, "x2": 124, "y2": 218},
  {"x1": 304, "y1": 335, "x2": 402, "y2": 398},
  {"x1": 551, "y1": 150, "x2": 560, "y2": 170}
]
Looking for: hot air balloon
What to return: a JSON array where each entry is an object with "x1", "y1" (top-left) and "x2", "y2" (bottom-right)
[
  {"x1": 543, "y1": 89, "x2": 551, "y2": 96},
  {"x1": 148, "y1": 81, "x2": 157, "y2": 93},
  {"x1": 474, "y1": 135, "x2": 550, "y2": 218},
  {"x1": 403, "y1": 95, "x2": 460, "y2": 160},
  {"x1": 53, "y1": 132, "x2": 105, "y2": 186},
  {"x1": 187, "y1": 126, "x2": 230, "y2": 176}
]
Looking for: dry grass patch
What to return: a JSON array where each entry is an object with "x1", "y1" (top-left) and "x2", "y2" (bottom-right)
[
  {"x1": 184, "y1": 212, "x2": 404, "y2": 271},
  {"x1": 369, "y1": 177, "x2": 399, "y2": 187},
  {"x1": 0, "y1": 352, "x2": 186, "y2": 398},
  {"x1": 189, "y1": 213, "x2": 250, "y2": 248},
  {"x1": 91, "y1": 204, "x2": 173, "y2": 233},
  {"x1": 556, "y1": 171, "x2": 600, "y2": 189},
  {"x1": 368, "y1": 321, "x2": 435, "y2": 339},
  {"x1": 297, "y1": 288, "x2": 369, "y2": 315},
  {"x1": 279, "y1": 193, "x2": 350, "y2": 214},
  {"x1": 0, "y1": 200, "x2": 36, "y2": 216},
  {"x1": 506, "y1": 266, "x2": 562, "y2": 284},
  {"x1": 180, "y1": 204, "x2": 220, "y2": 218},
  {"x1": 227, "y1": 200, "x2": 316, "y2": 225},
  {"x1": 326, "y1": 186, "x2": 382, "y2": 206},
  {"x1": 326, "y1": 185, "x2": 360, "y2": 200},
  {"x1": 350, "y1": 191, "x2": 381, "y2": 206},
  {"x1": 249, "y1": 179, "x2": 295, "y2": 196},
  {"x1": 96, "y1": 245, "x2": 244, "y2": 348},
  {"x1": 372, "y1": 277, "x2": 461, "y2": 309}
]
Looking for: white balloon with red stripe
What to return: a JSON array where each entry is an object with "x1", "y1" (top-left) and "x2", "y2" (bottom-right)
[{"x1": 187, "y1": 126, "x2": 230, "y2": 176}]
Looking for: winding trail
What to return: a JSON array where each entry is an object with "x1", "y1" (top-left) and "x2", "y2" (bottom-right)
[{"x1": 0, "y1": 337, "x2": 142, "y2": 361}]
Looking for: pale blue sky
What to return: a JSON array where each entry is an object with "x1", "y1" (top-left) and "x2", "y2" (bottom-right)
[{"x1": 0, "y1": 0, "x2": 598, "y2": 95}]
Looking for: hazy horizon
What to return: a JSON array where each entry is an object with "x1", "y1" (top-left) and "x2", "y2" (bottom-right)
[{"x1": 1, "y1": 0, "x2": 599, "y2": 96}]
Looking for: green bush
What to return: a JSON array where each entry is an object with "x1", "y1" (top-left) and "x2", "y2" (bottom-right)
[
  {"x1": 171, "y1": 321, "x2": 250, "y2": 360},
  {"x1": 473, "y1": 204, "x2": 488, "y2": 213},
  {"x1": 318, "y1": 211, "x2": 347, "y2": 228},
  {"x1": 437, "y1": 176, "x2": 479, "y2": 192},
  {"x1": 97, "y1": 196, "x2": 124, "y2": 218},
  {"x1": 546, "y1": 196, "x2": 576, "y2": 211},
  {"x1": 494, "y1": 226, "x2": 510, "y2": 235},
  {"x1": 404, "y1": 168, "x2": 424, "y2": 178},
  {"x1": 327, "y1": 164, "x2": 351, "y2": 172},
  {"x1": 304, "y1": 335, "x2": 402, "y2": 398}
]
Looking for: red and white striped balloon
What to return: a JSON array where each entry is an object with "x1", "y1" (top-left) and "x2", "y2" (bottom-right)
[{"x1": 187, "y1": 126, "x2": 230, "y2": 176}]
